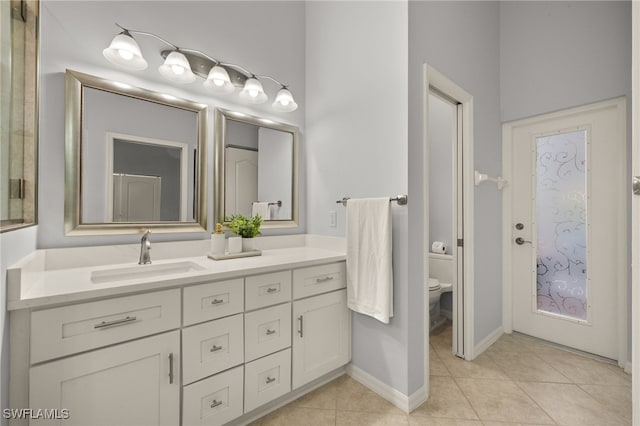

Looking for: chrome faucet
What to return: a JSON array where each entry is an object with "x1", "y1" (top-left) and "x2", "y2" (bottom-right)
[{"x1": 139, "y1": 230, "x2": 152, "y2": 265}]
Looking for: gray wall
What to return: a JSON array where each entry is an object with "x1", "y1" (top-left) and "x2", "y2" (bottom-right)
[
  {"x1": 226, "y1": 120, "x2": 259, "y2": 151},
  {"x1": 38, "y1": 1, "x2": 306, "y2": 248},
  {"x1": 305, "y1": 1, "x2": 412, "y2": 394},
  {"x1": 428, "y1": 94, "x2": 455, "y2": 254},
  {"x1": 409, "y1": 1, "x2": 502, "y2": 356},
  {"x1": 0, "y1": 226, "x2": 37, "y2": 425},
  {"x1": 258, "y1": 128, "x2": 293, "y2": 220},
  {"x1": 499, "y1": 0, "x2": 632, "y2": 358}
]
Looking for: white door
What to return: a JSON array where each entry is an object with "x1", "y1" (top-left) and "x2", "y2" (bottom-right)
[
  {"x1": 504, "y1": 97, "x2": 626, "y2": 360},
  {"x1": 225, "y1": 147, "x2": 258, "y2": 217},
  {"x1": 30, "y1": 331, "x2": 180, "y2": 426},
  {"x1": 113, "y1": 173, "x2": 161, "y2": 222},
  {"x1": 292, "y1": 289, "x2": 349, "y2": 389}
]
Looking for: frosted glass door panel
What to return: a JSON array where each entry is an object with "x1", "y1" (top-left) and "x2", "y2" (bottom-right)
[{"x1": 535, "y1": 130, "x2": 587, "y2": 321}]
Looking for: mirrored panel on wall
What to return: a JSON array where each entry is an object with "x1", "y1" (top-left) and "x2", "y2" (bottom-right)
[
  {"x1": 65, "y1": 70, "x2": 207, "y2": 235},
  {"x1": 214, "y1": 108, "x2": 299, "y2": 229}
]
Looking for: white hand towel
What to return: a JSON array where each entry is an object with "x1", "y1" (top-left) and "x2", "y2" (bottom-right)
[
  {"x1": 251, "y1": 202, "x2": 271, "y2": 220},
  {"x1": 346, "y1": 197, "x2": 394, "y2": 324}
]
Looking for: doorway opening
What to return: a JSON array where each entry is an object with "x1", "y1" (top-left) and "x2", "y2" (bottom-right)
[{"x1": 424, "y1": 64, "x2": 475, "y2": 392}]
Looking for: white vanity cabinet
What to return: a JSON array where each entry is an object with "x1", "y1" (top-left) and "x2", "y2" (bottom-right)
[
  {"x1": 30, "y1": 331, "x2": 181, "y2": 426},
  {"x1": 10, "y1": 259, "x2": 349, "y2": 426},
  {"x1": 291, "y1": 263, "x2": 349, "y2": 389}
]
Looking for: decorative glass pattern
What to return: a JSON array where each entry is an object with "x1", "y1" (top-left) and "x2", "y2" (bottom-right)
[{"x1": 535, "y1": 130, "x2": 587, "y2": 321}]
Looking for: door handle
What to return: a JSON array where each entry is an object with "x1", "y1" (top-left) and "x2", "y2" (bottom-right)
[
  {"x1": 515, "y1": 237, "x2": 531, "y2": 245},
  {"x1": 298, "y1": 315, "x2": 304, "y2": 338},
  {"x1": 168, "y1": 352, "x2": 174, "y2": 384}
]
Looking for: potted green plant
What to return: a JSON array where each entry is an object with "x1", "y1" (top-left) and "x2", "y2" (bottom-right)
[{"x1": 226, "y1": 214, "x2": 264, "y2": 251}]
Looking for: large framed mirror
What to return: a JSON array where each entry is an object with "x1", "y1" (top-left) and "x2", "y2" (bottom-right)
[
  {"x1": 65, "y1": 69, "x2": 207, "y2": 235},
  {"x1": 214, "y1": 108, "x2": 299, "y2": 229}
]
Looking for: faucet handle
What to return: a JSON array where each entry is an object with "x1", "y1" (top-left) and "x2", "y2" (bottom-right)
[{"x1": 141, "y1": 229, "x2": 152, "y2": 238}]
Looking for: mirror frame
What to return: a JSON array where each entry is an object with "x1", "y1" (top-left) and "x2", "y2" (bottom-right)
[
  {"x1": 214, "y1": 108, "x2": 299, "y2": 229},
  {"x1": 64, "y1": 69, "x2": 207, "y2": 235}
]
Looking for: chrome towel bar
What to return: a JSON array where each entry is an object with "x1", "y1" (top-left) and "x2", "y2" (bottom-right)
[{"x1": 336, "y1": 195, "x2": 408, "y2": 207}]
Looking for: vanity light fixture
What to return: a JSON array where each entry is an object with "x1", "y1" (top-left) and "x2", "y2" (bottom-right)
[{"x1": 103, "y1": 23, "x2": 298, "y2": 112}]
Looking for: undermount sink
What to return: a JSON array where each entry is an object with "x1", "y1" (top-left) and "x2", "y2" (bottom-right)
[{"x1": 90, "y1": 261, "x2": 205, "y2": 284}]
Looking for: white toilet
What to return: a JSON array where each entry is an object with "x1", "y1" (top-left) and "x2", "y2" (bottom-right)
[{"x1": 428, "y1": 253, "x2": 454, "y2": 332}]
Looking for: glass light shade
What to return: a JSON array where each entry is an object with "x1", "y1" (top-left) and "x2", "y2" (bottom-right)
[
  {"x1": 102, "y1": 33, "x2": 148, "y2": 70},
  {"x1": 272, "y1": 87, "x2": 298, "y2": 112},
  {"x1": 239, "y1": 77, "x2": 268, "y2": 104},
  {"x1": 158, "y1": 51, "x2": 196, "y2": 83},
  {"x1": 203, "y1": 65, "x2": 234, "y2": 94}
]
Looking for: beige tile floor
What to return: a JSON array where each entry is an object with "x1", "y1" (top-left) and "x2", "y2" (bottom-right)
[{"x1": 251, "y1": 322, "x2": 632, "y2": 426}]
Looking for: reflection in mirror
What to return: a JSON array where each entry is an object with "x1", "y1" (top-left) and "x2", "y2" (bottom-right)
[
  {"x1": 214, "y1": 109, "x2": 298, "y2": 229},
  {"x1": 65, "y1": 70, "x2": 207, "y2": 235}
]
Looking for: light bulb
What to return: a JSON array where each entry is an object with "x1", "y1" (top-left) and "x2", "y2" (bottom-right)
[
  {"x1": 272, "y1": 87, "x2": 298, "y2": 112},
  {"x1": 239, "y1": 77, "x2": 267, "y2": 104},
  {"x1": 118, "y1": 49, "x2": 134, "y2": 61},
  {"x1": 203, "y1": 65, "x2": 234, "y2": 94},
  {"x1": 171, "y1": 64, "x2": 185, "y2": 75},
  {"x1": 103, "y1": 32, "x2": 148, "y2": 70},
  {"x1": 158, "y1": 51, "x2": 195, "y2": 83}
]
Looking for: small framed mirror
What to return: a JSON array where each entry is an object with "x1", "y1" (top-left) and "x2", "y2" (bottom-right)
[
  {"x1": 65, "y1": 69, "x2": 207, "y2": 235},
  {"x1": 214, "y1": 108, "x2": 299, "y2": 229}
]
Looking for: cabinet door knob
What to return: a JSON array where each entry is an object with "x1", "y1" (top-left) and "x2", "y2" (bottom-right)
[
  {"x1": 266, "y1": 329, "x2": 276, "y2": 336},
  {"x1": 266, "y1": 377, "x2": 276, "y2": 384},
  {"x1": 316, "y1": 276, "x2": 334, "y2": 283},
  {"x1": 210, "y1": 345, "x2": 223, "y2": 352},
  {"x1": 211, "y1": 399, "x2": 223, "y2": 409},
  {"x1": 267, "y1": 287, "x2": 278, "y2": 293},
  {"x1": 211, "y1": 298, "x2": 224, "y2": 305}
]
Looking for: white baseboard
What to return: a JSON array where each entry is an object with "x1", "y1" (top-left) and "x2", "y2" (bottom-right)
[
  {"x1": 625, "y1": 361, "x2": 632, "y2": 375},
  {"x1": 346, "y1": 364, "x2": 427, "y2": 413},
  {"x1": 473, "y1": 325, "x2": 504, "y2": 357}
]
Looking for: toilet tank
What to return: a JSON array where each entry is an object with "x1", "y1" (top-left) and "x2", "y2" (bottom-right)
[{"x1": 428, "y1": 253, "x2": 453, "y2": 284}]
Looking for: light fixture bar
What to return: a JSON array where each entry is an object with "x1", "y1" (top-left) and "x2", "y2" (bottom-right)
[{"x1": 104, "y1": 23, "x2": 297, "y2": 112}]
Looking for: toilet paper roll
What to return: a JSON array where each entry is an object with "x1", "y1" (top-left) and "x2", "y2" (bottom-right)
[{"x1": 432, "y1": 241, "x2": 446, "y2": 254}]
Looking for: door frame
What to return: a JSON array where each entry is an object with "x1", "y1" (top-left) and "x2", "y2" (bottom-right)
[
  {"x1": 423, "y1": 62, "x2": 475, "y2": 388},
  {"x1": 502, "y1": 97, "x2": 628, "y2": 367},
  {"x1": 631, "y1": 1, "x2": 639, "y2": 423}
]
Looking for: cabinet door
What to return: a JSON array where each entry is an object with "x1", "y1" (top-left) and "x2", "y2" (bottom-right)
[
  {"x1": 292, "y1": 290, "x2": 349, "y2": 389},
  {"x1": 30, "y1": 331, "x2": 180, "y2": 426}
]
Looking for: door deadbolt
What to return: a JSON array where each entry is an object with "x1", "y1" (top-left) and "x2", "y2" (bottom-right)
[
  {"x1": 515, "y1": 223, "x2": 524, "y2": 230},
  {"x1": 515, "y1": 237, "x2": 531, "y2": 245}
]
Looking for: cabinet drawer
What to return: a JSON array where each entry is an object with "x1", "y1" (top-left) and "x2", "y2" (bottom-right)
[
  {"x1": 183, "y1": 278, "x2": 243, "y2": 326},
  {"x1": 182, "y1": 314, "x2": 244, "y2": 384},
  {"x1": 245, "y1": 271, "x2": 292, "y2": 311},
  {"x1": 244, "y1": 303, "x2": 291, "y2": 362},
  {"x1": 183, "y1": 365, "x2": 243, "y2": 426},
  {"x1": 30, "y1": 289, "x2": 180, "y2": 364},
  {"x1": 244, "y1": 348, "x2": 292, "y2": 413},
  {"x1": 293, "y1": 262, "x2": 346, "y2": 299}
]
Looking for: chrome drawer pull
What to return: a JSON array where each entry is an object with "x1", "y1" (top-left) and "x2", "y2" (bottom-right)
[
  {"x1": 210, "y1": 400, "x2": 223, "y2": 409},
  {"x1": 210, "y1": 345, "x2": 223, "y2": 352},
  {"x1": 266, "y1": 287, "x2": 278, "y2": 293},
  {"x1": 316, "y1": 276, "x2": 334, "y2": 283},
  {"x1": 298, "y1": 315, "x2": 303, "y2": 338},
  {"x1": 211, "y1": 298, "x2": 224, "y2": 305},
  {"x1": 168, "y1": 353, "x2": 174, "y2": 384},
  {"x1": 94, "y1": 316, "x2": 137, "y2": 329},
  {"x1": 266, "y1": 377, "x2": 276, "y2": 384},
  {"x1": 266, "y1": 329, "x2": 276, "y2": 336}
]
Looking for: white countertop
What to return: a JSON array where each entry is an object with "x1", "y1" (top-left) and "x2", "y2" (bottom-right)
[{"x1": 7, "y1": 235, "x2": 346, "y2": 310}]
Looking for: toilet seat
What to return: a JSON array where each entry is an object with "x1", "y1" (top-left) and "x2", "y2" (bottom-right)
[{"x1": 428, "y1": 278, "x2": 440, "y2": 291}]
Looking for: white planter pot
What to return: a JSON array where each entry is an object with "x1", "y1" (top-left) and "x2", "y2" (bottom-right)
[
  {"x1": 242, "y1": 238, "x2": 255, "y2": 252},
  {"x1": 227, "y1": 236, "x2": 242, "y2": 254}
]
